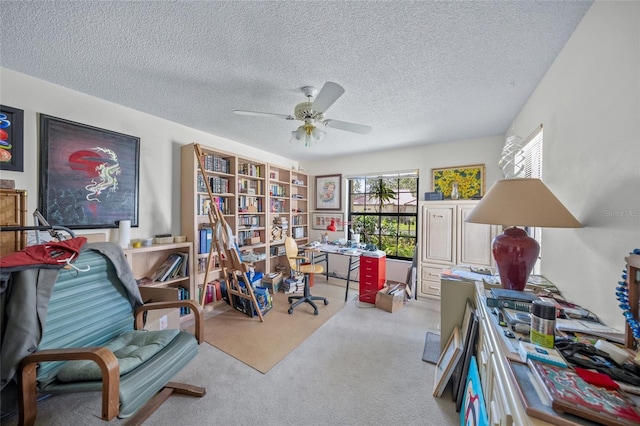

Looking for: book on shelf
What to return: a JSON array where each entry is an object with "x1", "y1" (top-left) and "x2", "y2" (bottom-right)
[
  {"x1": 199, "y1": 228, "x2": 212, "y2": 254},
  {"x1": 177, "y1": 252, "x2": 189, "y2": 277},
  {"x1": 518, "y1": 341, "x2": 567, "y2": 367},
  {"x1": 150, "y1": 254, "x2": 183, "y2": 282},
  {"x1": 528, "y1": 359, "x2": 640, "y2": 425}
]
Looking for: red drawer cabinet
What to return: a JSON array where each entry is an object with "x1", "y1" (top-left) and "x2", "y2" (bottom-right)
[{"x1": 359, "y1": 255, "x2": 386, "y2": 303}]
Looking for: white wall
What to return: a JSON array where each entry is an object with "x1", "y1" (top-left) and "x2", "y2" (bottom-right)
[
  {"x1": 511, "y1": 0, "x2": 640, "y2": 329},
  {"x1": 0, "y1": 68, "x2": 297, "y2": 241}
]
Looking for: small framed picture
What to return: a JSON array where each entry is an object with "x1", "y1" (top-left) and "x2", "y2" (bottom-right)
[
  {"x1": 0, "y1": 105, "x2": 24, "y2": 172},
  {"x1": 311, "y1": 212, "x2": 344, "y2": 231},
  {"x1": 315, "y1": 174, "x2": 342, "y2": 210},
  {"x1": 433, "y1": 325, "x2": 463, "y2": 397}
]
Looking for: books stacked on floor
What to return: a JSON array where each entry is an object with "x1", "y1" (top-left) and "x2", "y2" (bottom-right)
[{"x1": 282, "y1": 276, "x2": 304, "y2": 294}]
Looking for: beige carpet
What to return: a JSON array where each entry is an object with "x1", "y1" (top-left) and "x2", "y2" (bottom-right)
[{"x1": 198, "y1": 281, "x2": 348, "y2": 373}]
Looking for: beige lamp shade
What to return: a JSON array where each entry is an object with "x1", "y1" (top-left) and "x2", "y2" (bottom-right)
[{"x1": 465, "y1": 178, "x2": 581, "y2": 228}]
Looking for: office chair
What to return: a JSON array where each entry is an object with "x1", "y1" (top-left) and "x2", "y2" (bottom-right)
[{"x1": 285, "y1": 237, "x2": 329, "y2": 315}]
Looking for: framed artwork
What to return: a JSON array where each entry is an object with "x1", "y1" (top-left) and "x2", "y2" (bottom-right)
[
  {"x1": 454, "y1": 315, "x2": 479, "y2": 412},
  {"x1": 315, "y1": 174, "x2": 342, "y2": 210},
  {"x1": 433, "y1": 325, "x2": 463, "y2": 397},
  {"x1": 432, "y1": 163, "x2": 485, "y2": 199},
  {"x1": 311, "y1": 212, "x2": 345, "y2": 231},
  {"x1": 507, "y1": 359, "x2": 588, "y2": 426},
  {"x1": 528, "y1": 359, "x2": 640, "y2": 425},
  {"x1": 450, "y1": 300, "x2": 477, "y2": 406},
  {"x1": 0, "y1": 105, "x2": 24, "y2": 172},
  {"x1": 39, "y1": 114, "x2": 140, "y2": 229},
  {"x1": 460, "y1": 356, "x2": 489, "y2": 426}
]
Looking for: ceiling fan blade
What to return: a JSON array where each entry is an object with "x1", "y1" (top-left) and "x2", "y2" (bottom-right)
[
  {"x1": 311, "y1": 82, "x2": 345, "y2": 113},
  {"x1": 234, "y1": 110, "x2": 295, "y2": 120},
  {"x1": 323, "y1": 119, "x2": 372, "y2": 135}
]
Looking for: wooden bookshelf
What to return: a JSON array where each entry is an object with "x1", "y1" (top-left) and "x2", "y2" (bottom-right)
[
  {"x1": 122, "y1": 242, "x2": 194, "y2": 322},
  {"x1": 180, "y1": 143, "x2": 309, "y2": 309}
]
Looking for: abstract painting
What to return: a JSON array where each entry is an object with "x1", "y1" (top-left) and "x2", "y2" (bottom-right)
[{"x1": 39, "y1": 115, "x2": 140, "y2": 229}]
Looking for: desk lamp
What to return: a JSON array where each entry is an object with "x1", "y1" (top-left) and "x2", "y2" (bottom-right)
[{"x1": 465, "y1": 178, "x2": 581, "y2": 291}]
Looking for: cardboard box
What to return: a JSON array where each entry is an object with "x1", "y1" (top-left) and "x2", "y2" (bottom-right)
[
  {"x1": 245, "y1": 236, "x2": 261, "y2": 245},
  {"x1": 385, "y1": 280, "x2": 411, "y2": 301},
  {"x1": 139, "y1": 287, "x2": 181, "y2": 331},
  {"x1": 263, "y1": 272, "x2": 283, "y2": 294},
  {"x1": 375, "y1": 285, "x2": 405, "y2": 313}
]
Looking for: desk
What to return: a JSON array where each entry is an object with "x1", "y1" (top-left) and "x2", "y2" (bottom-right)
[{"x1": 302, "y1": 244, "x2": 361, "y2": 301}]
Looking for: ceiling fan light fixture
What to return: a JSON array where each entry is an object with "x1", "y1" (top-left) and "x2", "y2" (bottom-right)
[
  {"x1": 235, "y1": 81, "x2": 371, "y2": 147},
  {"x1": 312, "y1": 126, "x2": 325, "y2": 141}
]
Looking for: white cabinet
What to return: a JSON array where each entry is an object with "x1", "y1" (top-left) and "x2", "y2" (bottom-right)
[
  {"x1": 417, "y1": 201, "x2": 498, "y2": 298},
  {"x1": 474, "y1": 281, "x2": 551, "y2": 425}
]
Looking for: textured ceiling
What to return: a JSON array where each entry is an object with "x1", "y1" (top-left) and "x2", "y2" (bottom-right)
[{"x1": 1, "y1": 1, "x2": 592, "y2": 162}]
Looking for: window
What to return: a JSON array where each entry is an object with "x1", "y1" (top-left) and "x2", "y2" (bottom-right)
[
  {"x1": 347, "y1": 172, "x2": 418, "y2": 260},
  {"x1": 515, "y1": 125, "x2": 543, "y2": 179},
  {"x1": 519, "y1": 125, "x2": 544, "y2": 272}
]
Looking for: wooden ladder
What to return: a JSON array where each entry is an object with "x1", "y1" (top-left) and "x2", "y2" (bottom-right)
[{"x1": 193, "y1": 143, "x2": 265, "y2": 322}]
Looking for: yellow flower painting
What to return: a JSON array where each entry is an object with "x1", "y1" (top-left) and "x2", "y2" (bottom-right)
[{"x1": 432, "y1": 164, "x2": 485, "y2": 199}]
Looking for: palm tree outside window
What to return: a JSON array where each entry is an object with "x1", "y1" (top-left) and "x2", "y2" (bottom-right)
[{"x1": 347, "y1": 172, "x2": 418, "y2": 260}]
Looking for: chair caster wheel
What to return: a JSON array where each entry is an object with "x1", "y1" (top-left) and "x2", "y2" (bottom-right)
[
  {"x1": 324, "y1": 300, "x2": 329, "y2": 305},
  {"x1": 288, "y1": 308, "x2": 293, "y2": 314},
  {"x1": 288, "y1": 297, "x2": 293, "y2": 303},
  {"x1": 314, "y1": 310, "x2": 318, "y2": 315}
]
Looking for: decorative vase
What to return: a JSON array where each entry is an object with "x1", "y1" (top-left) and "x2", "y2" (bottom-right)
[{"x1": 451, "y1": 182, "x2": 459, "y2": 200}]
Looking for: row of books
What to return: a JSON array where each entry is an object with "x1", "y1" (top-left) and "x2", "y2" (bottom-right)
[
  {"x1": 197, "y1": 255, "x2": 218, "y2": 274},
  {"x1": 238, "y1": 178, "x2": 264, "y2": 194},
  {"x1": 149, "y1": 252, "x2": 189, "y2": 282},
  {"x1": 269, "y1": 184, "x2": 286, "y2": 197},
  {"x1": 237, "y1": 162, "x2": 262, "y2": 177},
  {"x1": 238, "y1": 195, "x2": 263, "y2": 212},
  {"x1": 197, "y1": 194, "x2": 231, "y2": 216},
  {"x1": 177, "y1": 287, "x2": 191, "y2": 316},
  {"x1": 202, "y1": 154, "x2": 231, "y2": 174},
  {"x1": 208, "y1": 176, "x2": 230, "y2": 194},
  {"x1": 239, "y1": 214, "x2": 260, "y2": 227}
]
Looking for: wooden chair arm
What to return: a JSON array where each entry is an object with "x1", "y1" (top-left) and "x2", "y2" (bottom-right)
[
  {"x1": 134, "y1": 300, "x2": 204, "y2": 344},
  {"x1": 289, "y1": 255, "x2": 308, "y2": 261},
  {"x1": 18, "y1": 347, "x2": 119, "y2": 425}
]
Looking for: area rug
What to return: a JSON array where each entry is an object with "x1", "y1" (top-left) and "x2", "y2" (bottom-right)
[
  {"x1": 198, "y1": 282, "x2": 347, "y2": 373},
  {"x1": 422, "y1": 331, "x2": 441, "y2": 364}
]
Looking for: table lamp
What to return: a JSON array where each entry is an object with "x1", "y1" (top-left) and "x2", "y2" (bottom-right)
[{"x1": 465, "y1": 178, "x2": 581, "y2": 291}]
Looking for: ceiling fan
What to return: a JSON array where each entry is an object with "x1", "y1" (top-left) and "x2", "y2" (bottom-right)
[{"x1": 234, "y1": 82, "x2": 372, "y2": 146}]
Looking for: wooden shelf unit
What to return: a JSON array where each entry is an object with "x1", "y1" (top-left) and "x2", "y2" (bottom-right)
[
  {"x1": 122, "y1": 242, "x2": 194, "y2": 321},
  {"x1": 0, "y1": 188, "x2": 27, "y2": 256},
  {"x1": 181, "y1": 143, "x2": 309, "y2": 309}
]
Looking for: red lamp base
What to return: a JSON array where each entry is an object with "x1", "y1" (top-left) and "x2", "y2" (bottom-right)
[{"x1": 492, "y1": 227, "x2": 540, "y2": 291}]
